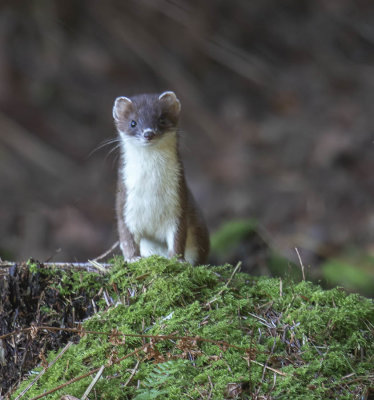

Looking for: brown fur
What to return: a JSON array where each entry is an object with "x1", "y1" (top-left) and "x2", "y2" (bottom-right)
[
  {"x1": 114, "y1": 92, "x2": 210, "y2": 265},
  {"x1": 116, "y1": 167, "x2": 140, "y2": 259}
]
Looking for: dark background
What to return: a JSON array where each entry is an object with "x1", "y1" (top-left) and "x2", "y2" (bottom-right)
[{"x1": 0, "y1": 1, "x2": 373, "y2": 279}]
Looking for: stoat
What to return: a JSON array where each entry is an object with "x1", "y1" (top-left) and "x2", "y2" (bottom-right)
[{"x1": 113, "y1": 91, "x2": 209, "y2": 265}]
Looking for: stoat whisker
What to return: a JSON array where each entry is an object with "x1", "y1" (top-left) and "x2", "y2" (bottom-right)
[
  {"x1": 88, "y1": 137, "x2": 120, "y2": 158},
  {"x1": 106, "y1": 143, "x2": 121, "y2": 157},
  {"x1": 105, "y1": 144, "x2": 121, "y2": 166}
]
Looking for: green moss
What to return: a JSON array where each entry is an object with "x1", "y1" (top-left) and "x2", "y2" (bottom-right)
[
  {"x1": 12, "y1": 256, "x2": 374, "y2": 399},
  {"x1": 27, "y1": 259, "x2": 39, "y2": 274}
]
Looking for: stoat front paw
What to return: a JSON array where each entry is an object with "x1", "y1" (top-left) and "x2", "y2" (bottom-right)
[{"x1": 125, "y1": 256, "x2": 142, "y2": 263}]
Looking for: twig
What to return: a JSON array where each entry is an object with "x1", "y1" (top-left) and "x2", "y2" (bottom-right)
[
  {"x1": 205, "y1": 261, "x2": 242, "y2": 306},
  {"x1": 226, "y1": 261, "x2": 242, "y2": 287},
  {"x1": 294, "y1": 248, "x2": 306, "y2": 281},
  {"x1": 81, "y1": 365, "x2": 105, "y2": 400},
  {"x1": 30, "y1": 367, "x2": 100, "y2": 400},
  {"x1": 247, "y1": 312, "x2": 272, "y2": 328},
  {"x1": 0, "y1": 327, "x2": 32, "y2": 340},
  {"x1": 15, "y1": 342, "x2": 73, "y2": 400},
  {"x1": 260, "y1": 337, "x2": 277, "y2": 382},
  {"x1": 103, "y1": 289, "x2": 112, "y2": 307},
  {"x1": 92, "y1": 241, "x2": 119, "y2": 261},
  {"x1": 341, "y1": 372, "x2": 356, "y2": 380},
  {"x1": 250, "y1": 360, "x2": 287, "y2": 377},
  {"x1": 207, "y1": 375, "x2": 214, "y2": 400},
  {"x1": 88, "y1": 259, "x2": 110, "y2": 273},
  {"x1": 123, "y1": 360, "x2": 140, "y2": 388}
]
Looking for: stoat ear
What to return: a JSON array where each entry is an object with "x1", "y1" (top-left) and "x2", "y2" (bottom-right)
[
  {"x1": 159, "y1": 91, "x2": 181, "y2": 116},
  {"x1": 113, "y1": 96, "x2": 133, "y2": 121}
]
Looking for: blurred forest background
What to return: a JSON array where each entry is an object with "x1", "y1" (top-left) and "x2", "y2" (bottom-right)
[{"x1": 0, "y1": 0, "x2": 373, "y2": 294}]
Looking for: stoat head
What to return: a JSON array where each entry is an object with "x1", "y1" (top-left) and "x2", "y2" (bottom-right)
[{"x1": 113, "y1": 91, "x2": 181, "y2": 146}]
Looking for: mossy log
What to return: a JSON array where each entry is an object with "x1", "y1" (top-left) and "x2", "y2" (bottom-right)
[{"x1": 1, "y1": 257, "x2": 373, "y2": 399}]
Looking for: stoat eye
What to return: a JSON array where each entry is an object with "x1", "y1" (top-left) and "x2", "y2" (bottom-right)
[
  {"x1": 130, "y1": 120, "x2": 137, "y2": 128},
  {"x1": 158, "y1": 115, "x2": 167, "y2": 126}
]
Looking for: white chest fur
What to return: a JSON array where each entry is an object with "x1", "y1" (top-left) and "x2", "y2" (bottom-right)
[{"x1": 121, "y1": 134, "x2": 181, "y2": 246}]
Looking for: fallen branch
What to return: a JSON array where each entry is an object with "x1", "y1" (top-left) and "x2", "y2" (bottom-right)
[{"x1": 0, "y1": 261, "x2": 111, "y2": 273}]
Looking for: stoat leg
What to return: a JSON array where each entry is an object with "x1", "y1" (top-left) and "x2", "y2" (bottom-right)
[
  {"x1": 118, "y1": 218, "x2": 140, "y2": 260},
  {"x1": 167, "y1": 219, "x2": 187, "y2": 261}
]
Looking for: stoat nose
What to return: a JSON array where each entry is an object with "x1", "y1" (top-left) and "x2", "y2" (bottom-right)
[{"x1": 143, "y1": 129, "x2": 155, "y2": 141}]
